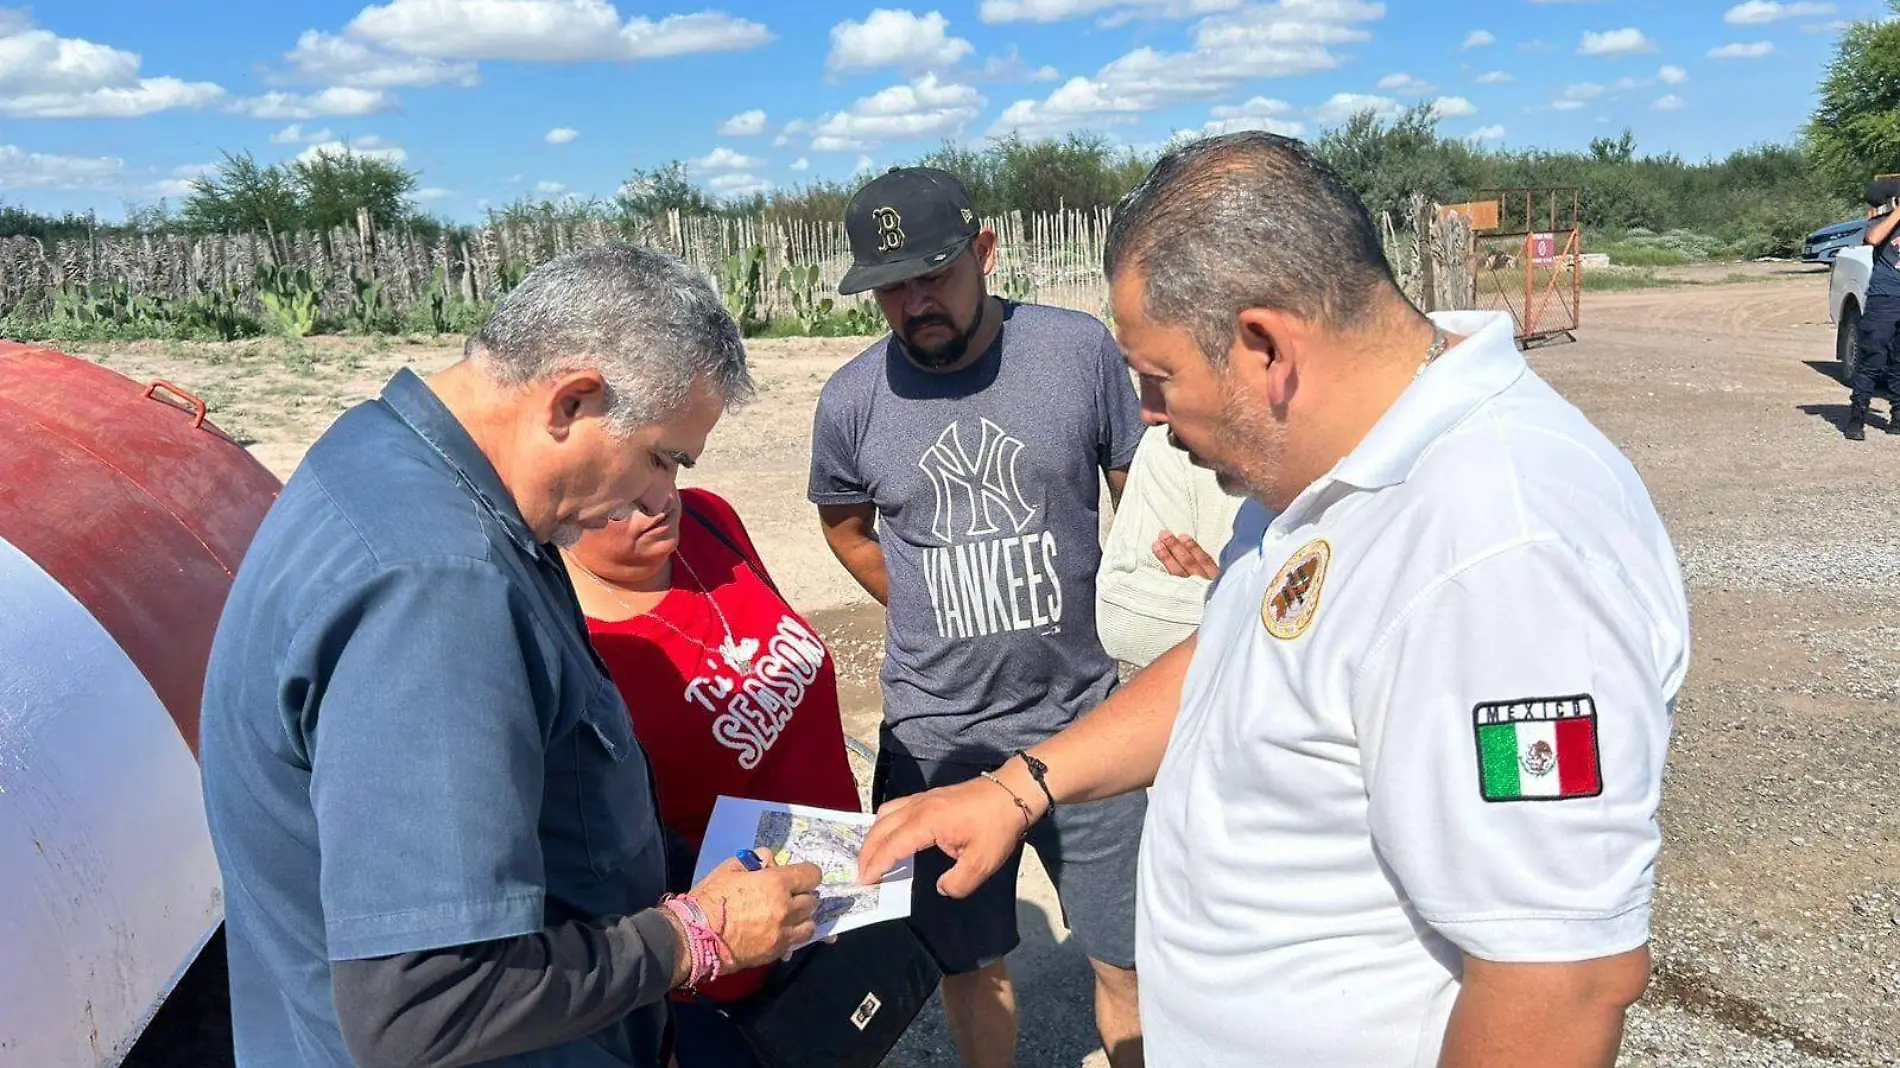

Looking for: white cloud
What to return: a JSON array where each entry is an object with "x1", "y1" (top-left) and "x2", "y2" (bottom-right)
[
  {"x1": 0, "y1": 144, "x2": 125, "y2": 188},
  {"x1": 535, "y1": 179, "x2": 568, "y2": 194},
  {"x1": 827, "y1": 9, "x2": 974, "y2": 75},
  {"x1": 978, "y1": 46, "x2": 1059, "y2": 81},
  {"x1": 1199, "y1": 95, "x2": 1304, "y2": 136},
  {"x1": 790, "y1": 157, "x2": 811, "y2": 171},
  {"x1": 0, "y1": 150, "x2": 214, "y2": 199},
  {"x1": 412, "y1": 186, "x2": 456, "y2": 200},
  {"x1": 1377, "y1": 72, "x2": 1434, "y2": 96},
  {"x1": 989, "y1": 0, "x2": 1383, "y2": 139},
  {"x1": 0, "y1": 12, "x2": 226, "y2": 118},
  {"x1": 295, "y1": 136, "x2": 408, "y2": 164},
  {"x1": 979, "y1": 0, "x2": 1246, "y2": 24},
  {"x1": 810, "y1": 73, "x2": 982, "y2": 150},
  {"x1": 718, "y1": 108, "x2": 768, "y2": 135},
  {"x1": 282, "y1": 29, "x2": 478, "y2": 88},
  {"x1": 346, "y1": 0, "x2": 774, "y2": 62},
  {"x1": 707, "y1": 171, "x2": 772, "y2": 197},
  {"x1": 857, "y1": 155, "x2": 876, "y2": 173},
  {"x1": 694, "y1": 146, "x2": 766, "y2": 171},
  {"x1": 1709, "y1": 41, "x2": 1774, "y2": 58},
  {"x1": 545, "y1": 126, "x2": 580, "y2": 144},
  {"x1": 0, "y1": 77, "x2": 226, "y2": 118},
  {"x1": 1551, "y1": 99, "x2": 1586, "y2": 111},
  {"x1": 1653, "y1": 94, "x2": 1685, "y2": 111},
  {"x1": 1724, "y1": 1, "x2": 1834, "y2": 25},
  {"x1": 1562, "y1": 81, "x2": 1607, "y2": 101},
  {"x1": 1802, "y1": 19, "x2": 1852, "y2": 33},
  {"x1": 1461, "y1": 29, "x2": 1494, "y2": 50},
  {"x1": 1474, "y1": 70, "x2": 1512, "y2": 84},
  {"x1": 1579, "y1": 28, "x2": 1657, "y2": 57},
  {"x1": 1316, "y1": 91, "x2": 1399, "y2": 124},
  {"x1": 233, "y1": 86, "x2": 395, "y2": 119},
  {"x1": 1470, "y1": 124, "x2": 1506, "y2": 142},
  {"x1": 270, "y1": 123, "x2": 335, "y2": 144},
  {"x1": 1432, "y1": 95, "x2": 1477, "y2": 118},
  {"x1": 1658, "y1": 64, "x2": 1687, "y2": 84},
  {"x1": 0, "y1": 23, "x2": 138, "y2": 93}
]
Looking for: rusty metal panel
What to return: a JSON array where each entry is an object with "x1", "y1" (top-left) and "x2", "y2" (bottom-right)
[{"x1": 1440, "y1": 200, "x2": 1500, "y2": 232}]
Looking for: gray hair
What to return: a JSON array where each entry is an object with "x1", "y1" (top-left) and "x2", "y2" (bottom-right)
[
  {"x1": 467, "y1": 243, "x2": 755, "y2": 432},
  {"x1": 1103, "y1": 132, "x2": 1401, "y2": 363}
]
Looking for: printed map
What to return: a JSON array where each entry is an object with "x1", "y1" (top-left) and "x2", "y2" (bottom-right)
[{"x1": 754, "y1": 811, "x2": 880, "y2": 923}]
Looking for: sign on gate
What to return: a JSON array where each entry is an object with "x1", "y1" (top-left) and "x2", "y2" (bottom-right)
[
  {"x1": 1530, "y1": 232, "x2": 1559, "y2": 267},
  {"x1": 1468, "y1": 189, "x2": 1583, "y2": 348}
]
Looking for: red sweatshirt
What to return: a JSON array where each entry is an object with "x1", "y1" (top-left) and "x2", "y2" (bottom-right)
[{"x1": 582, "y1": 489, "x2": 860, "y2": 1002}]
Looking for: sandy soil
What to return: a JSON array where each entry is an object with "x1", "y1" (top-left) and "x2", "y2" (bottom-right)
[{"x1": 97, "y1": 263, "x2": 1900, "y2": 1066}]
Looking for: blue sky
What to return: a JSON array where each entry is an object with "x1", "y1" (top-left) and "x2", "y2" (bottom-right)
[{"x1": 0, "y1": 0, "x2": 1875, "y2": 222}]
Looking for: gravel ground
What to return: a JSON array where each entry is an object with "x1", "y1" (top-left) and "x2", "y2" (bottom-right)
[{"x1": 98, "y1": 263, "x2": 1900, "y2": 1066}]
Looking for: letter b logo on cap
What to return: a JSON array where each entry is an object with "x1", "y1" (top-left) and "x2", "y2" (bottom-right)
[{"x1": 872, "y1": 207, "x2": 905, "y2": 252}]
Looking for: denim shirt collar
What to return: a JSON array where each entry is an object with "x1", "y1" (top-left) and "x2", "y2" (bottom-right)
[{"x1": 377, "y1": 367, "x2": 545, "y2": 559}]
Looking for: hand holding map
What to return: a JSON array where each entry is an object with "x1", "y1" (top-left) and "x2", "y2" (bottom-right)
[{"x1": 693, "y1": 797, "x2": 915, "y2": 949}]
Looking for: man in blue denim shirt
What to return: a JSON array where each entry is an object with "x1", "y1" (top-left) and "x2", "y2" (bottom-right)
[{"x1": 200, "y1": 245, "x2": 823, "y2": 1067}]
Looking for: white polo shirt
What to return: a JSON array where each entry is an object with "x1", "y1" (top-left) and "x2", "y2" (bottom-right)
[{"x1": 1136, "y1": 310, "x2": 1689, "y2": 1067}]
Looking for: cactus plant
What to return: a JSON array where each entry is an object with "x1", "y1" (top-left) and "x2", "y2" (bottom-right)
[
  {"x1": 719, "y1": 245, "x2": 767, "y2": 334},
  {"x1": 426, "y1": 266, "x2": 451, "y2": 335},
  {"x1": 348, "y1": 265, "x2": 385, "y2": 333},
  {"x1": 255, "y1": 263, "x2": 320, "y2": 338},
  {"x1": 777, "y1": 263, "x2": 834, "y2": 335}
]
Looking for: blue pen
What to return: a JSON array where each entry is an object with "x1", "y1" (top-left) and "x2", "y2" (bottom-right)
[{"x1": 736, "y1": 849, "x2": 763, "y2": 871}]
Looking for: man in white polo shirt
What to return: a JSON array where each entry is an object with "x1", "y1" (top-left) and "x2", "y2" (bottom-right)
[{"x1": 859, "y1": 130, "x2": 1689, "y2": 1067}]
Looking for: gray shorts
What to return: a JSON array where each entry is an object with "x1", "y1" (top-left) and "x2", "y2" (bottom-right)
[{"x1": 871, "y1": 729, "x2": 1144, "y2": 976}]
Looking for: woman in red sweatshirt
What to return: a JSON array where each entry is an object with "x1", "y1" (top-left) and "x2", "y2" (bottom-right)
[{"x1": 562, "y1": 487, "x2": 860, "y2": 1067}]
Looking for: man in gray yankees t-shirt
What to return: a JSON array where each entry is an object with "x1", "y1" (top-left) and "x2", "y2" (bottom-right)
[{"x1": 809, "y1": 167, "x2": 1147, "y2": 1068}]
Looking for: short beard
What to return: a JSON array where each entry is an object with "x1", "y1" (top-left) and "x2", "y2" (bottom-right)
[
  {"x1": 898, "y1": 306, "x2": 984, "y2": 368},
  {"x1": 1210, "y1": 379, "x2": 1286, "y2": 501},
  {"x1": 550, "y1": 523, "x2": 584, "y2": 550}
]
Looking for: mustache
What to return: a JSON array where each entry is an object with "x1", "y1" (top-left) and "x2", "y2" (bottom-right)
[{"x1": 903, "y1": 313, "x2": 956, "y2": 337}]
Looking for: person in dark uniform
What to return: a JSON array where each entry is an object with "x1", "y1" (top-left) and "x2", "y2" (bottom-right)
[{"x1": 1848, "y1": 182, "x2": 1900, "y2": 440}]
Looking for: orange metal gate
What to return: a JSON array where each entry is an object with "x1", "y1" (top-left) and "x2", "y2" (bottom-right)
[{"x1": 1467, "y1": 188, "x2": 1582, "y2": 348}]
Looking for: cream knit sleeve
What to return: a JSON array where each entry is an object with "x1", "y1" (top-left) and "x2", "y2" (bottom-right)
[{"x1": 1095, "y1": 426, "x2": 1246, "y2": 668}]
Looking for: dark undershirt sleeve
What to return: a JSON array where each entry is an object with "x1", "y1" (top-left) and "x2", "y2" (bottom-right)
[{"x1": 331, "y1": 908, "x2": 681, "y2": 1068}]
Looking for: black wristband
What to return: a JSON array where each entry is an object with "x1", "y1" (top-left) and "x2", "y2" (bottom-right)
[{"x1": 1016, "y1": 750, "x2": 1057, "y2": 812}]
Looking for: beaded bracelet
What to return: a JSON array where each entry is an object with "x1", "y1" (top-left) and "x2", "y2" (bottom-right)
[
  {"x1": 979, "y1": 770, "x2": 1036, "y2": 839},
  {"x1": 660, "y1": 893, "x2": 733, "y2": 989}
]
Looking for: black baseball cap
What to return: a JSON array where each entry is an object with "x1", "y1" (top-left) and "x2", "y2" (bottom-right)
[{"x1": 839, "y1": 167, "x2": 980, "y2": 296}]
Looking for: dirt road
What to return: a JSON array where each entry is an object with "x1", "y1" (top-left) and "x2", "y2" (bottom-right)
[{"x1": 102, "y1": 265, "x2": 1899, "y2": 1066}]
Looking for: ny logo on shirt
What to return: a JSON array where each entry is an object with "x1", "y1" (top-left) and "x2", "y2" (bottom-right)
[{"x1": 918, "y1": 418, "x2": 1036, "y2": 543}]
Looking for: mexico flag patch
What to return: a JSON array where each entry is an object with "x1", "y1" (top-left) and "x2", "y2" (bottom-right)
[{"x1": 1473, "y1": 695, "x2": 1603, "y2": 802}]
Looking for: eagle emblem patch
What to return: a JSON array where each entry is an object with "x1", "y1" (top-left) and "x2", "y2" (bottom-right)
[{"x1": 1261, "y1": 539, "x2": 1331, "y2": 640}]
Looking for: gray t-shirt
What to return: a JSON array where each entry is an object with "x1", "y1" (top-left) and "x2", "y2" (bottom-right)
[{"x1": 809, "y1": 300, "x2": 1144, "y2": 763}]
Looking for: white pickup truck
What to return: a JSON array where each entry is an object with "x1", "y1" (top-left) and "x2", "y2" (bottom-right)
[{"x1": 1829, "y1": 242, "x2": 1876, "y2": 385}]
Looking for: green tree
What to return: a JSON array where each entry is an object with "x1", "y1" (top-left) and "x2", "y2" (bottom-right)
[
  {"x1": 1808, "y1": 1, "x2": 1900, "y2": 199},
  {"x1": 180, "y1": 151, "x2": 304, "y2": 233},
  {"x1": 992, "y1": 133, "x2": 1144, "y2": 215},
  {"x1": 615, "y1": 161, "x2": 716, "y2": 218},
  {"x1": 763, "y1": 179, "x2": 856, "y2": 224},
  {"x1": 181, "y1": 149, "x2": 418, "y2": 236},
  {"x1": 1589, "y1": 130, "x2": 1638, "y2": 165},
  {"x1": 288, "y1": 148, "x2": 418, "y2": 232},
  {"x1": 1312, "y1": 104, "x2": 1478, "y2": 222}
]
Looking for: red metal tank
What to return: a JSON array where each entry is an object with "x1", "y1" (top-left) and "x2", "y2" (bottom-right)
[{"x1": 0, "y1": 341, "x2": 281, "y2": 1066}]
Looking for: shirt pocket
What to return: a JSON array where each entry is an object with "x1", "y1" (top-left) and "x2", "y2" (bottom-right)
[{"x1": 572, "y1": 673, "x2": 662, "y2": 882}]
